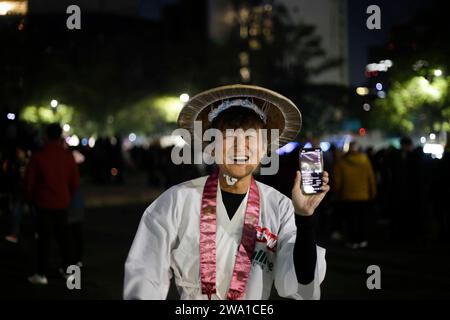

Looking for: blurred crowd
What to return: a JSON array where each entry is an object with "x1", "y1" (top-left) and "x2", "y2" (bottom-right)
[
  {"x1": 260, "y1": 136, "x2": 450, "y2": 248},
  {"x1": 0, "y1": 123, "x2": 204, "y2": 285},
  {"x1": 1, "y1": 123, "x2": 84, "y2": 285},
  {"x1": 1, "y1": 123, "x2": 450, "y2": 286}
]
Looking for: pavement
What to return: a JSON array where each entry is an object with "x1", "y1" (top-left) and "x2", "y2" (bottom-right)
[{"x1": 1, "y1": 173, "x2": 450, "y2": 300}]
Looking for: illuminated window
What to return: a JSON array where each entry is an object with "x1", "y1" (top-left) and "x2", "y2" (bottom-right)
[
  {"x1": 240, "y1": 67, "x2": 251, "y2": 82},
  {"x1": 249, "y1": 39, "x2": 260, "y2": 50},
  {"x1": 240, "y1": 25, "x2": 248, "y2": 39},
  {"x1": 239, "y1": 52, "x2": 249, "y2": 66},
  {"x1": 239, "y1": 7, "x2": 249, "y2": 22},
  {"x1": 249, "y1": 26, "x2": 259, "y2": 37},
  {"x1": 0, "y1": 0, "x2": 27, "y2": 15}
]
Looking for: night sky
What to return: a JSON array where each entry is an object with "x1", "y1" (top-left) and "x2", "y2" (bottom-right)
[{"x1": 347, "y1": 0, "x2": 429, "y2": 86}]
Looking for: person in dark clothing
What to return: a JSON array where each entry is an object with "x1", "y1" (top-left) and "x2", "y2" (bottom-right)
[
  {"x1": 432, "y1": 136, "x2": 450, "y2": 243},
  {"x1": 68, "y1": 188, "x2": 85, "y2": 267},
  {"x1": 388, "y1": 137, "x2": 425, "y2": 243},
  {"x1": 4, "y1": 146, "x2": 30, "y2": 244},
  {"x1": 333, "y1": 141, "x2": 377, "y2": 248},
  {"x1": 25, "y1": 123, "x2": 80, "y2": 285}
]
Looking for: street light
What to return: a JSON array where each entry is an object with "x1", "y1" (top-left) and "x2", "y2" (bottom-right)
[
  {"x1": 179, "y1": 93, "x2": 189, "y2": 103},
  {"x1": 128, "y1": 133, "x2": 137, "y2": 142},
  {"x1": 377, "y1": 91, "x2": 386, "y2": 99},
  {"x1": 356, "y1": 87, "x2": 369, "y2": 96},
  {"x1": 0, "y1": 3, "x2": 11, "y2": 15},
  {"x1": 51, "y1": 99, "x2": 58, "y2": 108},
  {"x1": 434, "y1": 69, "x2": 443, "y2": 77}
]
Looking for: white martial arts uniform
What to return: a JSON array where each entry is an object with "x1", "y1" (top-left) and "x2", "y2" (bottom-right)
[{"x1": 123, "y1": 176, "x2": 326, "y2": 300}]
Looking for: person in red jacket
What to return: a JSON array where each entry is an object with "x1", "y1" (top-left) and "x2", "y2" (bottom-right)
[{"x1": 25, "y1": 123, "x2": 80, "y2": 285}]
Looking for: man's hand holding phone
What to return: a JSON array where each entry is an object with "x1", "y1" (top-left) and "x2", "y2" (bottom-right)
[
  {"x1": 293, "y1": 148, "x2": 330, "y2": 216},
  {"x1": 292, "y1": 170, "x2": 330, "y2": 216}
]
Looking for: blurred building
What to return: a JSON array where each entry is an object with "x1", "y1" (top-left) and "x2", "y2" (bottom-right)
[
  {"x1": 209, "y1": 0, "x2": 274, "y2": 83},
  {"x1": 0, "y1": 0, "x2": 27, "y2": 29},
  {"x1": 25, "y1": 0, "x2": 208, "y2": 40},
  {"x1": 0, "y1": 0, "x2": 27, "y2": 15},
  {"x1": 28, "y1": 0, "x2": 140, "y2": 17},
  {"x1": 278, "y1": 0, "x2": 349, "y2": 86},
  {"x1": 209, "y1": 0, "x2": 349, "y2": 86},
  {"x1": 158, "y1": 0, "x2": 208, "y2": 42},
  {"x1": 0, "y1": 0, "x2": 27, "y2": 118}
]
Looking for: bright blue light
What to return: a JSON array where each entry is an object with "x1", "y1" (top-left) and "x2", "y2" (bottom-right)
[
  {"x1": 303, "y1": 142, "x2": 312, "y2": 149},
  {"x1": 276, "y1": 142, "x2": 299, "y2": 155},
  {"x1": 129, "y1": 133, "x2": 137, "y2": 142},
  {"x1": 81, "y1": 138, "x2": 88, "y2": 146},
  {"x1": 376, "y1": 83, "x2": 383, "y2": 91},
  {"x1": 377, "y1": 91, "x2": 386, "y2": 99},
  {"x1": 320, "y1": 142, "x2": 331, "y2": 152}
]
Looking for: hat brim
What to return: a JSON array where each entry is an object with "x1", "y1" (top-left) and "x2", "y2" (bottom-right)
[{"x1": 177, "y1": 84, "x2": 302, "y2": 149}]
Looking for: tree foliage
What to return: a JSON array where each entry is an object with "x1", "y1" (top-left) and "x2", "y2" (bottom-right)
[{"x1": 370, "y1": 0, "x2": 450, "y2": 135}]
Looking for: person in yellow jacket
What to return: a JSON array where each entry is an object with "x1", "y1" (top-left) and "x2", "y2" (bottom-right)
[{"x1": 333, "y1": 141, "x2": 376, "y2": 249}]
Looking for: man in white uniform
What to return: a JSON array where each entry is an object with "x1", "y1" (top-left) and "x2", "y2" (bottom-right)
[{"x1": 124, "y1": 85, "x2": 330, "y2": 300}]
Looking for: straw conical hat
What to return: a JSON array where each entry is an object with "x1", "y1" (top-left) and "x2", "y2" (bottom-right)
[{"x1": 177, "y1": 84, "x2": 302, "y2": 149}]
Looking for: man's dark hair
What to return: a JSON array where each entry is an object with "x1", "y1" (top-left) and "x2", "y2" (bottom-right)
[
  {"x1": 45, "y1": 123, "x2": 62, "y2": 141},
  {"x1": 210, "y1": 106, "x2": 266, "y2": 131}
]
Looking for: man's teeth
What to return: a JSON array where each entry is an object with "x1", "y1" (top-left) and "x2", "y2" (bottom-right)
[{"x1": 233, "y1": 156, "x2": 249, "y2": 161}]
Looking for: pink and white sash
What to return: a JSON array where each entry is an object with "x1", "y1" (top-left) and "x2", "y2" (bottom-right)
[{"x1": 200, "y1": 169, "x2": 260, "y2": 300}]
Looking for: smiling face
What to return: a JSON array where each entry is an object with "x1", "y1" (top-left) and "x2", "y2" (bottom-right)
[{"x1": 211, "y1": 107, "x2": 267, "y2": 179}]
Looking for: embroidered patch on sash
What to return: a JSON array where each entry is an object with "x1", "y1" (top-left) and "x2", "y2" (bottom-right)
[{"x1": 255, "y1": 226, "x2": 278, "y2": 251}]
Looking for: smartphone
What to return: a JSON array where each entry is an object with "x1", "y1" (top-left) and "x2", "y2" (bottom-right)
[{"x1": 299, "y1": 148, "x2": 324, "y2": 195}]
